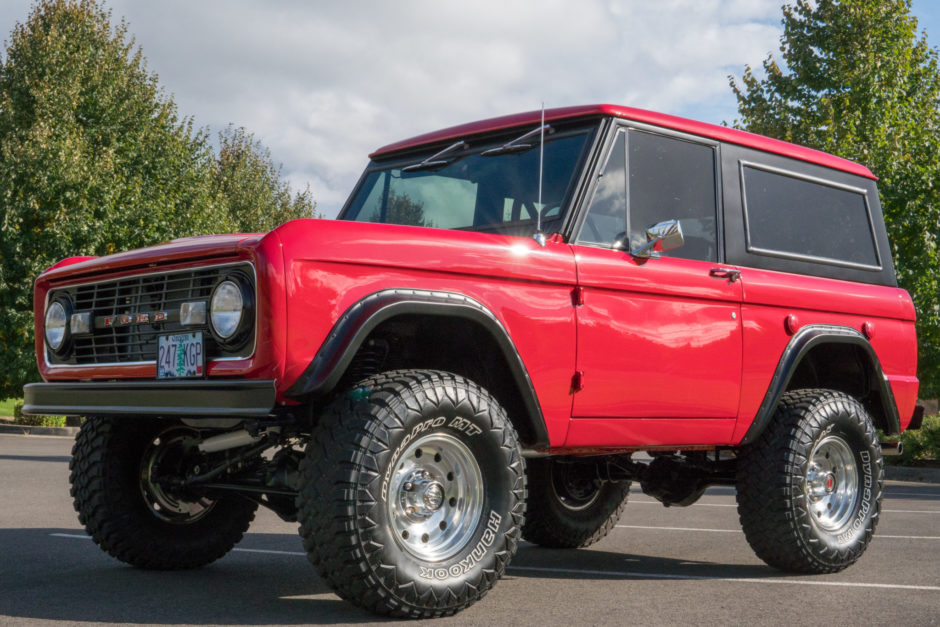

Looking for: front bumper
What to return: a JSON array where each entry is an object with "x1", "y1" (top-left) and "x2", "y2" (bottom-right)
[{"x1": 23, "y1": 380, "x2": 276, "y2": 417}]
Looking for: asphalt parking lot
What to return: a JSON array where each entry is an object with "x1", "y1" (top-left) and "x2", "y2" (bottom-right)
[{"x1": 1, "y1": 433, "x2": 937, "y2": 626}]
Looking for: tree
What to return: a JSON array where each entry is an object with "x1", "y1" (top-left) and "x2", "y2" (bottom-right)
[
  {"x1": 213, "y1": 125, "x2": 318, "y2": 233},
  {"x1": 0, "y1": 0, "x2": 316, "y2": 398},
  {"x1": 370, "y1": 190, "x2": 433, "y2": 228},
  {"x1": 730, "y1": 0, "x2": 940, "y2": 397}
]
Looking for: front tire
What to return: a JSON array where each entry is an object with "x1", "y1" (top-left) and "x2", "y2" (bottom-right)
[
  {"x1": 736, "y1": 389, "x2": 883, "y2": 573},
  {"x1": 297, "y1": 370, "x2": 525, "y2": 618},
  {"x1": 522, "y1": 457, "x2": 630, "y2": 548},
  {"x1": 70, "y1": 416, "x2": 258, "y2": 569}
]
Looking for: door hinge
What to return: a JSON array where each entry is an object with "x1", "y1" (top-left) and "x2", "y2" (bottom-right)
[
  {"x1": 570, "y1": 371, "x2": 584, "y2": 394},
  {"x1": 571, "y1": 286, "x2": 585, "y2": 307}
]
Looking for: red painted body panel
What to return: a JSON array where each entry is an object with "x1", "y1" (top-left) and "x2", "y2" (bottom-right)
[
  {"x1": 40, "y1": 234, "x2": 264, "y2": 284},
  {"x1": 564, "y1": 418, "x2": 737, "y2": 450},
  {"x1": 730, "y1": 267, "x2": 919, "y2": 441},
  {"x1": 570, "y1": 248, "x2": 742, "y2": 427},
  {"x1": 372, "y1": 104, "x2": 875, "y2": 180},
  {"x1": 35, "y1": 233, "x2": 289, "y2": 391},
  {"x1": 34, "y1": 216, "x2": 920, "y2": 448},
  {"x1": 43, "y1": 256, "x2": 97, "y2": 273},
  {"x1": 33, "y1": 106, "x2": 920, "y2": 453},
  {"x1": 273, "y1": 219, "x2": 578, "y2": 446}
]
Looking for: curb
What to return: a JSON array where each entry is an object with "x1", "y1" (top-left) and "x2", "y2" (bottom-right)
[
  {"x1": 0, "y1": 424, "x2": 79, "y2": 437},
  {"x1": 885, "y1": 464, "x2": 940, "y2": 484}
]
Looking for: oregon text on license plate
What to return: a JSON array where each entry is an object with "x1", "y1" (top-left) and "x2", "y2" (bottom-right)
[{"x1": 157, "y1": 332, "x2": 204, "y2": 378}]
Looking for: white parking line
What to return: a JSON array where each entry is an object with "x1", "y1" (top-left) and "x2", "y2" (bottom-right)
[
  {"x1": 613, "y1": 525, "x2": 940, "y2": 540},
  {"x1": 234, "y1": 547, "x2": 306, "y2": 557},
  {"x1": 49, "y1": 533, "x2": 940, "y2": 590},
  {"x1": 507, "y1": 565, "x2": 940, "y2": 592},
  {"x1": 630, "y1": 500, "x2": 735, "y2": 508},
  {"x1": 629, "y1": 499, "x2": 940, "y2": 514},
  {"x1": 880, "y1": 535, "x2": 940, "y2": 540},
  {"x1": 617, "y1": 525, "x2": 740, "y2": 534},
  {"x1": 50, "y1": 534, "x2": 311, "y2": 554},
  {"x1": 882, "y1": 509, "x2": 940, "y2": 514}
]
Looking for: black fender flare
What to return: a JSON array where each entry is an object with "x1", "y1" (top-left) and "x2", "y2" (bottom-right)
[
  {"x1": 740, "y1": 324, "x2": 901, "y2": 445},
  {"x1": 284, "y1": 288, "x2": 549, "y2": 447}
]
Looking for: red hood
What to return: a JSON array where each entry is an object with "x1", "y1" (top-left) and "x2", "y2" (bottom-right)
[{"x1": 40, "y1": 233, "x2": 265, "y2": 282}]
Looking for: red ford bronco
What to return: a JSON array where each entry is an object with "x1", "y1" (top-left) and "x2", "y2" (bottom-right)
[{"x1": 25, "y1": 104, "x2": 921, "y2": 618}]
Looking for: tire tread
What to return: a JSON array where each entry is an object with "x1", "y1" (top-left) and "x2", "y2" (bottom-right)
[
  {"x1": 297, "y1": 369, "x2": 525, "y2": 618},
  {"x1": 736, "y1": 389, "x2": 883, "y2": 573},
  {"x1": 70, "y1": 416, "x2": 257, "y2": 570}
]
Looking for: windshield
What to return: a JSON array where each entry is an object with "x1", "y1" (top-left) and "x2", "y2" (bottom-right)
[{"x1": 341, "y1": 123, "x2": 594, "y2": 236}]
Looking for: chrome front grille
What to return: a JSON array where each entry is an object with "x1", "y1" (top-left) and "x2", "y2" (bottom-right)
[{"x1": 47, "y1": 263, "x2": 254, "y2": 366}]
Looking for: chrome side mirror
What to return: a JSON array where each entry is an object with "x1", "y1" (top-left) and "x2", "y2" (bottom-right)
[{"x1": 630, "y1": 219, "x2": 685, "y2": 259}]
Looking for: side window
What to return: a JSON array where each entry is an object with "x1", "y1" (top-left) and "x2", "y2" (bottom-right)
[
  {"x1": 579, "y1": 131, "x2": 626, "y2": 246},
  {"x1": 627, "y1": 130, "x2": 718, "y2": 262},
  {"x1": 741, "y1": 165, "x2": 881, "y2": 269}
]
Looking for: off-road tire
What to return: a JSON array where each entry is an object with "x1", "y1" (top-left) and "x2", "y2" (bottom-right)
[
  {"x1": 297, "y1": 370, "x2": 526, "y2": 618},
  {"x1": 70, "y1": 416, "x2": 257, "y2": 570},
  {"x1": 736, "y1": 389, "x2": 883, "y2": 573},
  {"x1": 522, "y1": 457, "x2": 630, "y2": 548}
]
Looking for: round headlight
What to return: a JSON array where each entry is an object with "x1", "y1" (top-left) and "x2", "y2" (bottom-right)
[
  {"x1": 45, "y1": 300, "x2": 69, "y2": 351},
  {"x1": 210, "y1": 280, "x2": 244, "y2": 339}
]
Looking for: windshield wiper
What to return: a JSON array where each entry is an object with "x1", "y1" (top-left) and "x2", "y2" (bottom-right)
[
  {"x1": 481, "y1": 124, "x2": 553, "y2": 157},
  {"x1": 401, "y1": 140, "x2": 469, "y2": 172}
]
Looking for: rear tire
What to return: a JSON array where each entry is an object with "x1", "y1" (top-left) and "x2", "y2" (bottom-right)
[
  {"x1": 522, "y1": 457, "x2": 630, "y2": 548},
  {"x1": 70, "y1": 416, "x2": 257, "y2": 570},
  {"x1": 736, "y1": 389, "x2": 883, "y2": 573},
  {"x1": 297, "y1": 370, "x2": 525, "y2": 618}
]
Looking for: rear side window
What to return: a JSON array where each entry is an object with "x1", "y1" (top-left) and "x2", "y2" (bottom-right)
[{"x1": 741, "y1": 164, "x2": 881, "y2": 269}]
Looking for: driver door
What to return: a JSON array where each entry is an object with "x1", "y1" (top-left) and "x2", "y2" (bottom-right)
[{"x1": 570, "y1": 126, "x2": 743, "y2": 431}]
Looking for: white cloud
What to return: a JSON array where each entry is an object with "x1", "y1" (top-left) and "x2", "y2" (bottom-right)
[{"x1": 1, "y1": 0, "x2": 789, "y2": 217}]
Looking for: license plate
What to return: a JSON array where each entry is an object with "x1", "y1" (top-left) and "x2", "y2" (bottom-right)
[{"x1": 157, "y1": 332, "x2": 204, "y2": 378}]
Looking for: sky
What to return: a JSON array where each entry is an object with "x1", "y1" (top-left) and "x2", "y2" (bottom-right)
[{"x1": 1, "y1": 1, "x2": 938, "y2": 218}]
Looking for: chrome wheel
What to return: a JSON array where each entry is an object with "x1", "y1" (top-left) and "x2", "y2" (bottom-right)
[
  {"x1": 805, "y1": 434, "x2": 859, "y2": 531},
  {"x1": 139, "y1": 428, "x2": 215, "y2": 524},
  {"x1": 386, "y1": 432, "x2": 483, "y2": 561}
]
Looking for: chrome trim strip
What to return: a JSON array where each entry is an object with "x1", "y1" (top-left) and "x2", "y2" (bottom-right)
[
  {"x1": 739, "y1": 160, "x2": 883, "y2": 272},
  {"x1": 743, "y1": 245, "x2": 884, "y2": 272},
  {"x1": 43, "y1": 261, "x2": 259, "y2": 369}
]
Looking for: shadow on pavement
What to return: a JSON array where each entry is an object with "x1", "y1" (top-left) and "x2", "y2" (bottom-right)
[
  {"x1": 509, "y1": 542, "x2": 779, "y2": 582},
  {"x1": 0, "y1": 528, "x2": 380, "y2": 625},
  {"x1": 2, "y1": 522, "x2": 884, "y2": 624}
]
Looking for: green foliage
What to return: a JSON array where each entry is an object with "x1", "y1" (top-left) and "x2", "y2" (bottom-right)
[
  {"x1": 213, "y1": 125, "x2": 319, "y2": 233},
  {"x1": 0, "y1": 397, "x2": 20, "y2": 417},
  {"x1": 370, "y1": 191, "x2": 433, "y2": 227},
  {"x1": 14, "y1": 409, "x2": 66, "y2": 427},
  {"x1": 730, "y1": 0, "x2": 940, "y2": 396},
  {"x1": 897, "y1": 414, "x2": 940, "y2": 463},
  {"x1": 0, "y1": 1, "x2": 316, "y2": 399},
  {"x1": 0, "y1": 0, "x2": 216, "y2": 397}
]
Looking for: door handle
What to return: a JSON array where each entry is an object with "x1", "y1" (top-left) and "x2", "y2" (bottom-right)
[{"x1": 709, "y1": 268, "x2": 741, "y2": 282}]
